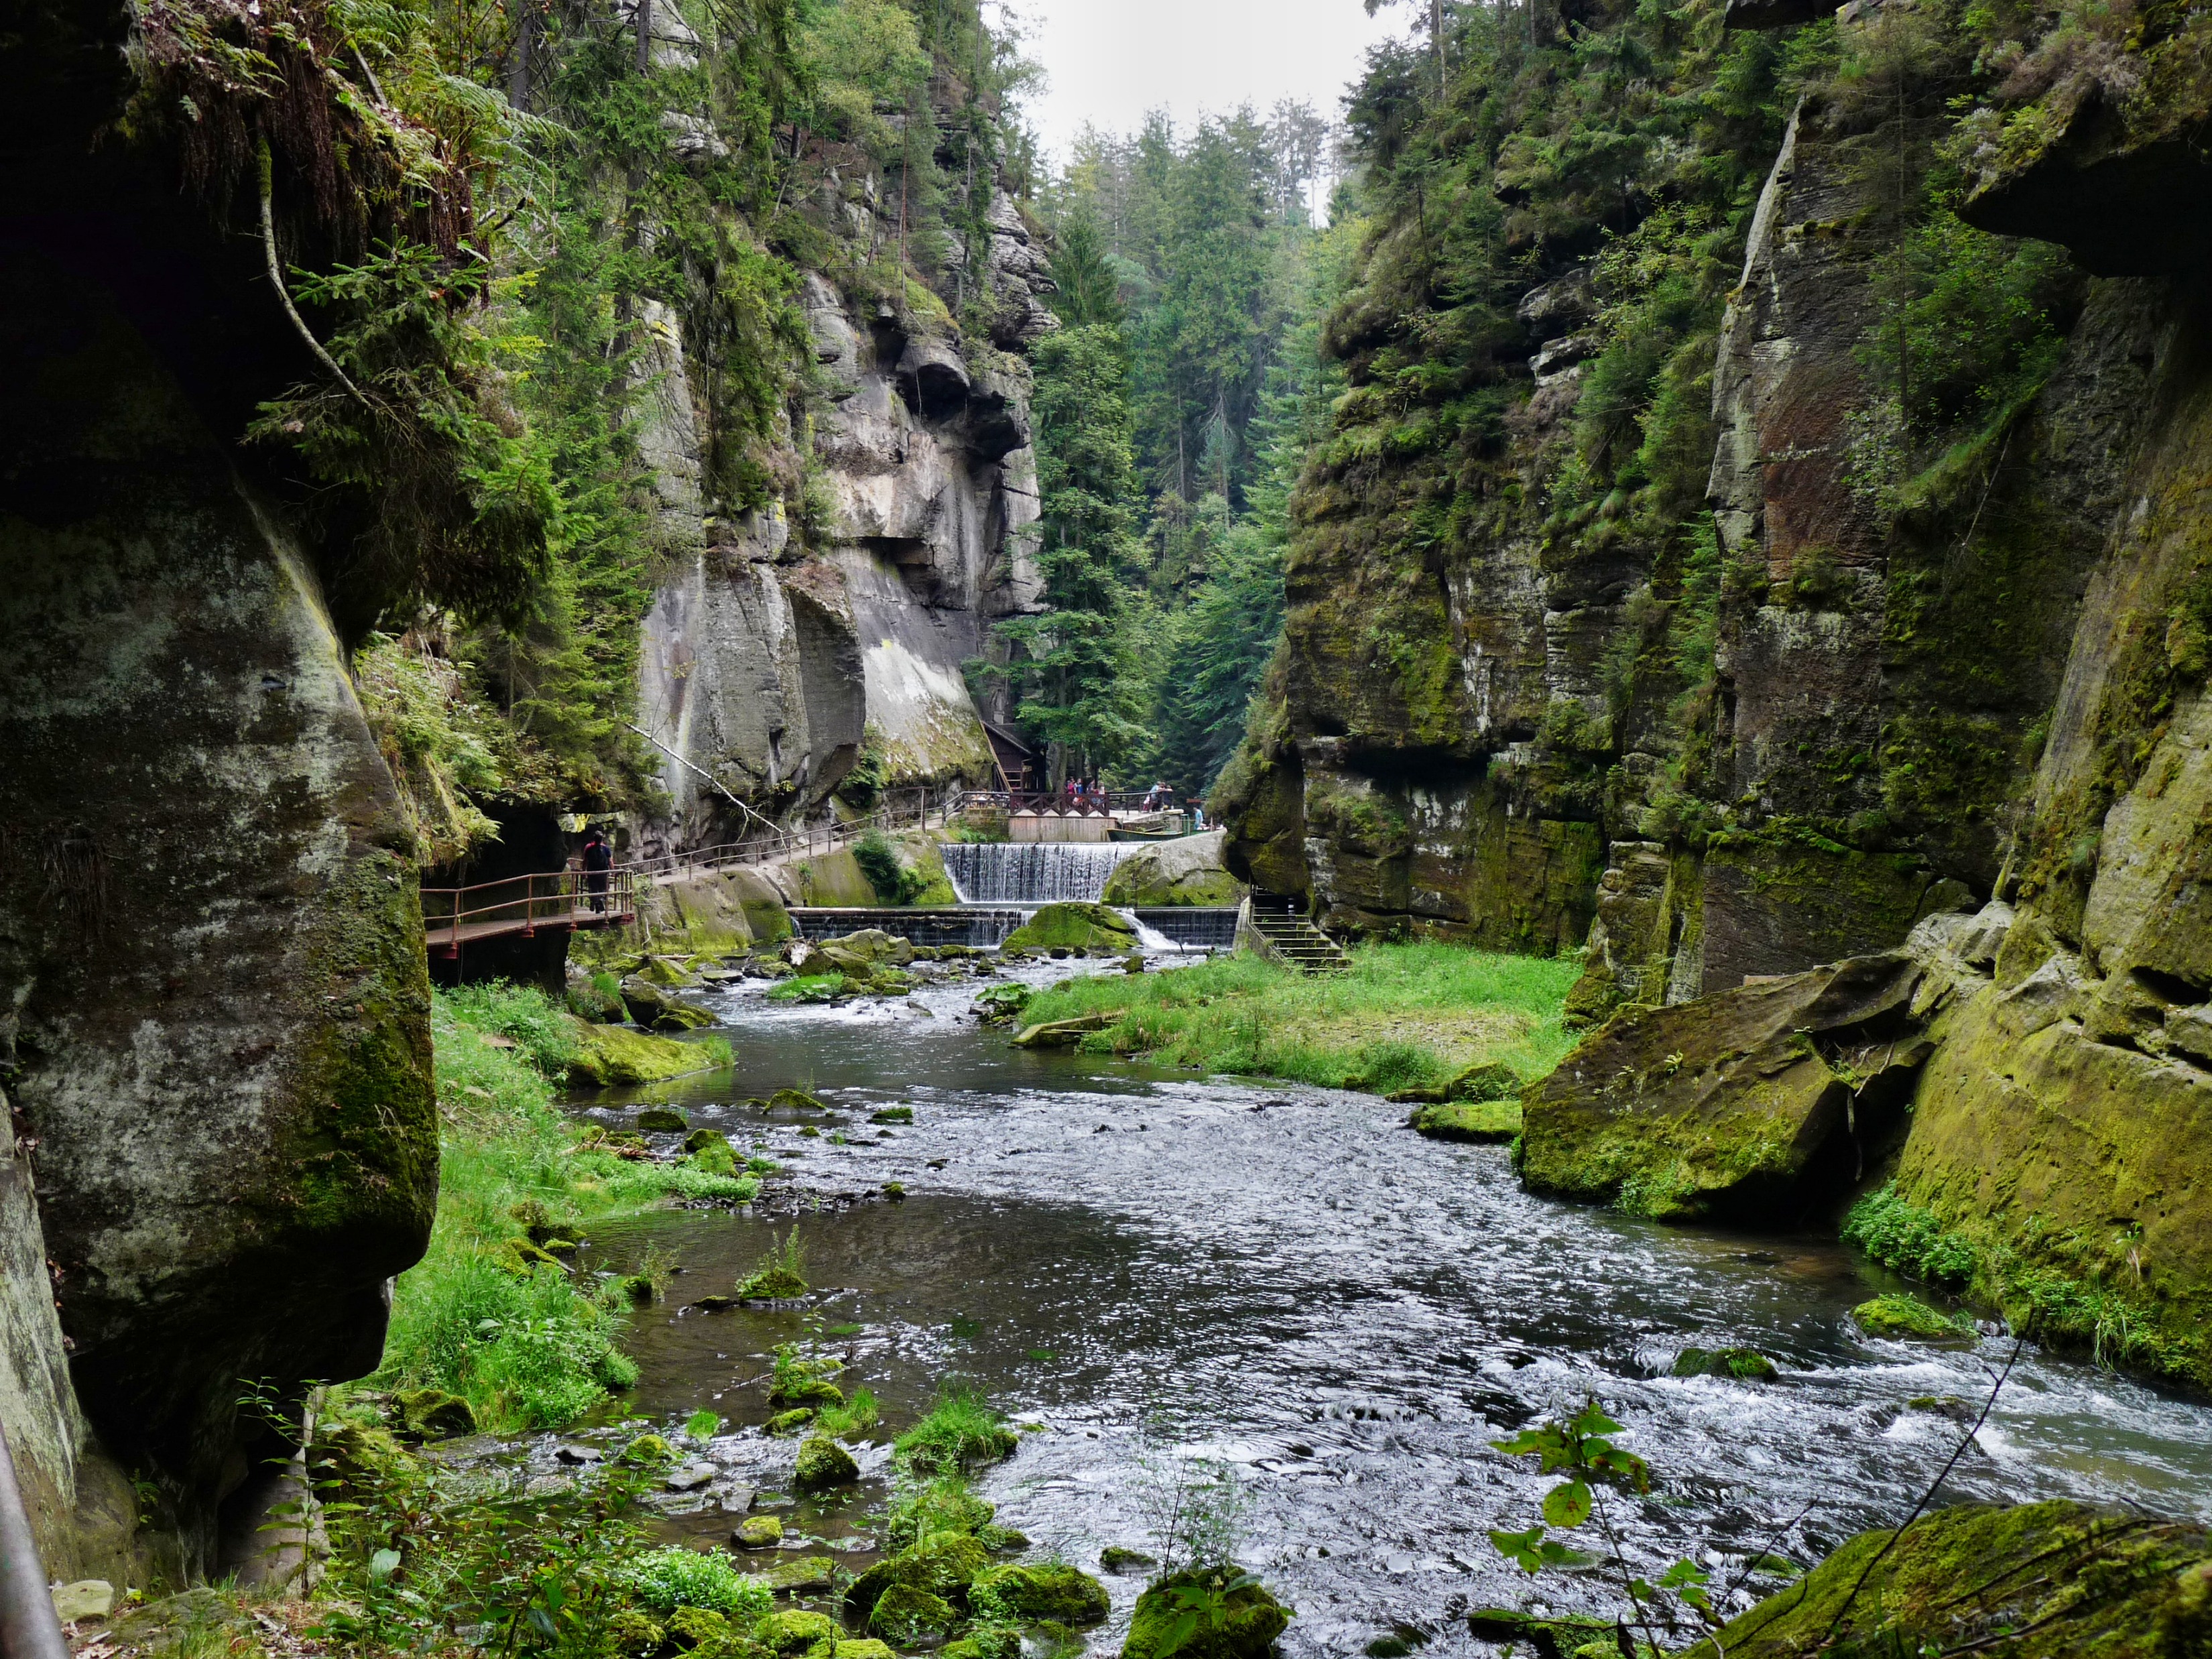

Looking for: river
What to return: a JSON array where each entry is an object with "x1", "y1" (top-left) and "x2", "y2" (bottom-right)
[{"x1": 555, "y1": 957, "x2": 2212, "y2": 1656}]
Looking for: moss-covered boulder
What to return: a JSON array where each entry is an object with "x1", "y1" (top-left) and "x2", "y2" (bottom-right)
[
  {"x1": 666, "y1": 1608, "x2": 731, "y2": 1649},
  {"x1": 635, "y1": 1107, "x2": 690, "y2": 1131},
  {"x1": 938, "y1": 1629, "x2": 1022, "y2": 1659},
  {"x1": 970, "y1": 1564, "x2": 1110, "y2": 1626},
  {"x1": 741, "y1": 1556, "x2": 836, "y2": 1595},
  {"x1": 887, "y1": 1481, "x2": 995, "y2": 1547},
  {"x1": 845, "y1": 1531, "x2": 995, "y2": 1615},
  {"x1": 765, "y1": 1409, "x2": 814, "y2": 1436},
  {"x1": 769, "y1": 1089, "x2": 829, "y2": 1112},
  {"x1": 1122, "y1": 1569, "x2": 1292, "y2": 1659},
  {"x1": 1101, "y1": 831, "x2": 1244, "y2": 907},
  {"x1": 568, "y1": 1022, "x2": 711, "y2": 1086},
  {"x1": 869, "y1": 1583, "x2": 960, "y2": 1643},
  {"x1": 1679, "y1": 1501, "x2": 2211, "y2": 1658},
  {"x1": 1520, "y1": 953, "x2": 1937, "y2": 1223},
  {"x1": 617, "y1": 1433, "x2": 676, "y2": 1466},
  {"x1": 608, "y1": 1610, "x2": 664, "y2": 1654},
  {"x1": 1853, "y1": 1295, "x2": 1966, "y2": 1341},
  {"x1": 753, "y1": 1610, "x2": 835, "y2": 1653},
  {"x1": 1672, "y1": 1346, "x2": 1778, "y2": 1381},
  {"x1": 792, "y1": 1435, "x2": 858, "y2": 1490},
  {"x1": 1002, "y1": 903, "x2": 1138, "y2": 955},
  {"x1": 619, "y1": 976, "x2": 718, "y2": 1031},
  {"x1": 1409, "y1": 1099, "x2": 1522, "y2": 1142},
  {"x1": 737, "y1": 1515, "x2": 785, "y2": 1548}
]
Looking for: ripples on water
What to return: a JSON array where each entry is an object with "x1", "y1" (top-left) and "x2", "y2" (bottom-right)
[{"x1": 564, "y1": 967, "x2": 2212, "y2": 1656}]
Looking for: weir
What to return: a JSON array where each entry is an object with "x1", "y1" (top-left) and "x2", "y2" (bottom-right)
[{"x1": 940, "y1": 841, "x2": 1138, "y2": 904}]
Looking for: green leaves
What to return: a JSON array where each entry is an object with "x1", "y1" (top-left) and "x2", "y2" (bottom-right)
[
  {"x1": 1541, "y1": 1479, "x2": 1592, "y2": 1528},
  {"x1": 1487, "y1": 1400, "x2": 1652, "y2": 1495},
  {"x1": 1487, "y1": 1526, "x2": 1593, "y2": 1575}
]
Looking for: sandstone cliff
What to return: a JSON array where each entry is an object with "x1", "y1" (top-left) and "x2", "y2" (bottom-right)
[{"x1": 1219, "y1": 0, "x2": 2212, "y2": 1381}]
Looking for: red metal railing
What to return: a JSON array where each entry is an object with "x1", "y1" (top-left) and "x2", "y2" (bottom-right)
[{"x1": 420, "y1": 869, "x2": 639, "y2": 957}]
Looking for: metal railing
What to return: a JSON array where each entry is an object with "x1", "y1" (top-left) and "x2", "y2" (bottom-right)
[
  {"x1": 946, "y1": 789, "x2": 1180, "y2": 819},
  {"x1": 622, "y1": 789, "x2": 937, "y2": 885},
  {"x1": 420, "y1": 869, "x2": 640, "y2": 955}
]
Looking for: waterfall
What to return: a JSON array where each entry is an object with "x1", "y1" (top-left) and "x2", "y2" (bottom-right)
[{"x1": 941, "y1": 842, "x2": 1138, "y2": 904}]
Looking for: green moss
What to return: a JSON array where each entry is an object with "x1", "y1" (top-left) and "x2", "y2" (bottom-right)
[
  {"x1": 1671, "y1": 1346, "x2": 1778, "y2": 1381},
  {"x1": 1853, "y1": 1294, "x2": 1967, "y2": 1341},
  {"x1": 1121, "y1": 1568, "x2": 1292, "y2": 1659},
  {"x1": 792, "y1": 1434, "x2": 858, "y2": 1490},
  {"x1": 868, "y1": 1584, "x2": 959, "y2": 1643},
  {"x1": 1001, "y1": 902, "x2": 1137, "y2": 954},
  {"x1": 1409, "y1": 1099, "x2": 1522, "y2": 1142},
  {"x1": 1678, "y1": 1500, "x2": 2212, "y2": 1659},
  {"x1": 969, "y1": 1565, "x2": 1109, "y2": 1627},
  {"x1": 845, "y1": 1531, "x2": 993, "y2": 1615},
  {"x1": 567, "y1": 1022, "x2": 725, "y2": 1086}
]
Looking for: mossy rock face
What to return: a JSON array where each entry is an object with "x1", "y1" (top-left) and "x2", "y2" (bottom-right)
[
  {"x1": 1001, "y1": 903, "x2": 1138, "y2": 955},
  {"x1": 636, "y1": 1107, "x2": 690, "y2": 1131},
  {"x1": 970, "y1": 1564, "x2": 1110, "y2": 1626},
  {"x1": 792, "y1": 1435, "x2": 859, "y2": 1490},
  {"x1": 1520, "y1": 952, "x2": 1931, "y2": 1223},
  {"x1": 753, "y1": 1610, "x2": 834, "y2": 1653},
  {"x1": 569, "y1": 1022, "x2": 709, "y2": 1086},
  {"x1": 1410, "y1": 1099, "x2": 1522, "y2": 1143},
  {"x1": 1672, "y1": 1346, "x2": 1779, "y2": 1382},
  {"x1": 1853, "y1": 1295, "x2": 1967, "y2": 1341},
  {"x1": 1122, "y1": 1568, "x2": 1292, "y2": 1659},
  {"x1": 869, "y1": 1583, "x2": 961, "y2": 1643},
  {"x1": 1678, "y1": 1500, "x2": 2212, "y2": 1658},
  {"x1": 845, "y1": 1531, "x2": 995, "y2": 1615}
]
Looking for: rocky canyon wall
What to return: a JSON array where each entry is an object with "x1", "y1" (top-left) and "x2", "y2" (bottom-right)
[
  {"x1": 1282, "y1": 0, "x2": 2212, "y2": 1381},
  {"x1": 1, "y1": 10, "x2": 447, "y2": 1573},
  {"x1": 623, "y1": 13, "x2": 1051, "y2": 849}
]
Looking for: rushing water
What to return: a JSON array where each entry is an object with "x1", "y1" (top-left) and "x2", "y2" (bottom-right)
[
  {"x1": 941, "y1": 843, "x2": 1138, "y2": 903},
  {"x1": 553, "y1": 963, "x2": 2212, "y2": 1658}
]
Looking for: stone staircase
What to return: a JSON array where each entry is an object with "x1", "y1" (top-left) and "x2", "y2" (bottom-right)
[{"x1": 1247, "y1": 893, "x2": 1349, "y2": 975}]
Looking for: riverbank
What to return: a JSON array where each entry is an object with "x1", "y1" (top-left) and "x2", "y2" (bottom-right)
[
  {"x1": 1014, "y1": 942, "x2": 1581, "y2": 1098},
  {"x1": 365, "y1": 985, "x2": 755, "y2": 1432}
]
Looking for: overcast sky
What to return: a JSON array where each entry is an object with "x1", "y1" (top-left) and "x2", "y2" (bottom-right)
[{"x1": 999, "y1": 0, "x2": 1411, "y2": 168}]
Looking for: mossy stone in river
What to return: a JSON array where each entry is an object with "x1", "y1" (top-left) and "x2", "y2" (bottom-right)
[
  {"x1": 1099, "y1": 1546, "x2": 1156, "y2": 1575},
  {"x1": 770, "y1": 1089, "x2": 829, "y2": 1111},
  {"x1": 1672, "y1": 1346, "x2": 1779, "y2": 1382},
  {"x1": 939, "y1": 1628, "x2": 1022, "y2": 1659},
  {"x1": 753, "y1": 1611, "x2": 835, "y2": 1653},
  {"x1": 765, "y1": 1409, "x2": 814, "y2": 1436},
  {"x1": 609, "y1": 1611, "x2": 664, "y2": 1654},
  {"x1": 1123, "y1": 1569, "x2": 1292, "y2": 1659},
  {"x1": 666, "y1": 1608, "x2": 731, "y2": 1648},
  {"x1": 792, "y1": 1435, "x2": 858, "y2": 1491},
  {"x1": 845, "y1": 1530, "x2": 995, "y2": 1615},
  {"x1": 970, "y1": 1564, "x2": 1110, "y2": 1625},
  {"x1": 1001, "y1": 902, "x2": 1137, "y2": 955},
  {"x1": 617, "y1": 1433, "x2": 677, "y2": 1466},
  {"x1": 869, "y1": 1583, "x2": 960, "y2": 1643},
  {"x1": 568, "y1": 1022, "x2": 705, "y2": 1085},
  {"x1": 887, "y1": 1481, "x2": 995, "y2": 1548},
  {"x1": 739, "y1": 1266, "x2": 810, "y2": 1301},
  {"x1": 1853, "y1": 1294, "x2": 1965, "y2": 1341},
  {"x1": 1410, "y1": 1099, "x2": 1522, "y2": 1142},
  {"x1": 636, "y1": 1107, "x2": 690, "y2": 1131},
  {"x1": 737, "y1": 1515, "x2": 786, "y2": 1548}
]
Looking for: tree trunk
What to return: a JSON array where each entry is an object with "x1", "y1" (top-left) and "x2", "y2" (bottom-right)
[{"x1": 636, "y1": 0, "x2": 652, "y2": 75}]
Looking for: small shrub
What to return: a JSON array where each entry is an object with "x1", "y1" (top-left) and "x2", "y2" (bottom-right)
[{"x1": 622, "y1": 1548, "x2": 774, "y2": 1617}]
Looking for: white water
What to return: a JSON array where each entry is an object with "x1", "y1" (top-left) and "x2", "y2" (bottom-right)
[{"x1": 941, "y1": 841, "x2": 1138, "y2": 904}]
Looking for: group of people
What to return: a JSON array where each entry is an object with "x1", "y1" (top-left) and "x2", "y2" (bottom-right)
[{"x1": 1062, "y1": 776, "x2": 1109, "y2": 814}]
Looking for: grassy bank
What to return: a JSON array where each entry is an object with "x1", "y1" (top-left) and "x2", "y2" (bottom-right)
[
  {"x1": 371, "y1": 985, "x2": 753, "y2": 1432},
  {"x1": 1019, "y1": 943, "x2": 1581, "y2": 1095}
]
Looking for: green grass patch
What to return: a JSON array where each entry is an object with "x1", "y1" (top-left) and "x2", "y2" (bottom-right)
[
  {"x1": 894, "y1": 1381, "x2": 1019, "y2": 1475},
  {"x1": 373, "y1": 983, "x2": 757, "y2": 1432},
  {"x1": 1018, "y1": 942, "x2": 1581, "y2": 1095}
]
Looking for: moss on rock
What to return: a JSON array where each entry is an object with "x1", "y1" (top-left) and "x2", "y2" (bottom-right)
[
  {"x1": 969, "y1": 1564, "x2": 1110, "y2": 1626},
  {"x1": 1410, "y1": 1099, "x2": 1523, "y2": 1142},
  {"x1": 845, "y1": 1531, "x2": 995, "y2": 1616},
  {"x1": 568, "y1": 1022, "x2": 713, "y2": 1086},
  {"x1": 1001, "y1": 903, "x2": 1137, "y2": 955},
  {"x1": 792, "y1": 1435, "x2": 857, "y2": 1490},
  {"x1": 1122, "y1": 1569, "x2": 1292, "y2": 1659},
  {"x1": 1852, "y1": 1294, "x2": 1965, "y2": 1341},
  {"x1": 1671, "y1": 1346, "x2": 1778, "y2": 1381},
  {"x1": 869, "y1": 1583, "x2": 960, "y2": 1643},
  {"x1": 1679, "y1": 1500, "x2": 2212, "y2": 1658}
]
